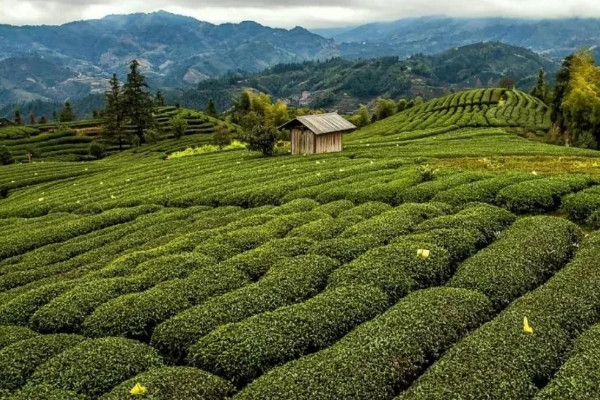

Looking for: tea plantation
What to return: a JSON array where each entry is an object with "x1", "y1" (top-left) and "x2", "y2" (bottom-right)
[{"x1": 1, "y1": 88, "x2": 600, "y2": 400}]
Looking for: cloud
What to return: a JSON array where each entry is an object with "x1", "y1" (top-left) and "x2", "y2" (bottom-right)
[{"x1": 2, "y1": 0, "x2": 600, "y2": 28}]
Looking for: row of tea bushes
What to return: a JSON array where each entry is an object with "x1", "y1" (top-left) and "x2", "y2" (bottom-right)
[{"x1": 398, "y1": 231, "x2": 600, "y2": 400}]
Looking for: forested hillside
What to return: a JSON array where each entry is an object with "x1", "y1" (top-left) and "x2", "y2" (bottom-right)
[{"x1": 178, "y1": 42, "x2": 557, "y2": 112}]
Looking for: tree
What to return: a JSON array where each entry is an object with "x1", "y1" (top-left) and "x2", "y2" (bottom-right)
[
  {"x1": 0, "y1": 145, "x2": 14, "y2": 165},
  {"x1": 28, "y1": 113, "x2": 36, "y2": 125},
  {"x1": 89, "y1": 142, "x2": 105, "y2": 159},
  {"x1": 531, "y1": 68, "x2": 549, "y2": 103},
  {"x1": 14, "y1": 110, "x2": 22, "y2": 125},
  {"x1": 396, "y1": 99, "x2": 408, "y2": 113},
  {"x1": 499, "y1": 77, "x2": 516, "y2": 89},
  {"x1": 374, "y1": 98, "x2": 396, "y2": 121},
  {"x1": 352, "y1": 105, "x2": 371, "y2": 128},
  {"x1": 212, "y1": 125, "x2": 232, "y2": 149},
  {"x1": 169, "y1": 114, "x2": 188, "y2": 139},
  {"x1": 122, "y1": 60, "x2": 155, "y2": 144},
  {"x1": 155, "y1": 90, "x2": 165, "y2": 107},
  {"x1": 39, "y1": 116, "x2": 47, "y2": 124},
  {"x1": 103, "y1": 74, "x2": 127, "y2": 150},
  {"x1": 206, "y1": 99, "x2": 218, "y2": 118},
  {"x1": 243, "y1": 124, "x2": 277, "y2": 156},
  {"x1": 59, "y1": 101, "x2": 75, "y2": 122},
  {"x1": 551, "y1": 54, "x2": 575, "y2": 133}
]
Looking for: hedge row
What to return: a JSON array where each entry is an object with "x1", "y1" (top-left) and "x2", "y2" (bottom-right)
[
  {"x1": 449, "y1": 216, "x2": 582, "y2": 310},
  {"x1": 561, "y1": 185, "x2": 600, "y2": 223},
  {"x1": 98, "y1": 367, "x2": 235, "y2": 400},
  {"x1": 151, "y1": 255, "x2": 340, "y2": 362},
  {"x1": 341, "y1": 203, "x2": 451, "y2": 243},
  {"x1": 312, "y1": 200, "x2": 355, "y2": 217},
  {"x1": 308, "y1": 235, "x2": 381, "y2": 264},
  {"x1": 414, "y1": 203, "x2": 516, "y2": 247},
  {"x1": 288, "y1": 215, "x2": 363, "y2": 240},
  {"x1": 337, "y1": 201, "x2": 392, "y2": 219},
  {"x1": 0, "y1": 334, "x2": 86, "y2": 392},
  {"x1": 188, "y1": 284, "x2": 389, "y2": 386},
  {"x1": 82, "y1": 261, "x2": 251, "y2": 340},
  {"x1": 328, "y1": 242, "x2": 451, "y2": 302},
  {"x1": 234, "y1": 287, "x2": 492, "y2": 400},
  {"x1": 0, "y1": 325, "x2": 39, "y2": 351},
  {"x1": 3, "y1": 384, "x2": 84, "y2": 400},
  {"x1": 432, "y1": 173, "x2": 538, "y2": 206},
  {"x1": 0, "y1": 206, "x2": 158, "y2": 261},
  {"x1": 497, "y1": 175, "x2": 597, "y2": 213},
  {"x1": 398, "y1": 231, "x2": 600, "y2": 400},
  {"x1": 27, "y1": 337, "x2": 164, "y2": 399},
  {"x1": 534, "y1": 323, "x2": 600, "y2": 400},
  {"x1": 30, "y1": 253, "x2": 216, "y2": 333},
  {"x1": 397, "y1": 171, "x2": 493, "y2": 203},
  {"x1": 393, "y1": 228, "x2": 478, "y2": 264}
]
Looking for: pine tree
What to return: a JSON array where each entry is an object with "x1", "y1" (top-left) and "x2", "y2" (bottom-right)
[
  {"x1": 103, "y1": 74, "x2": 127, "y2": 150},
  {"x1": 14, "y1": 110, "x2": 22, "y2": 125},
  {"x1": 29, "y1": 113, "x2": 36, "y2": 125},
  {"x1": 59, "y1": 101, "x2": 75, "y2": 122},
  {"x1": 122, "y1": 60, "x2": 155, "y2": 144},
  {"x1": 531, "y1": 68, "x2": 549, "y2": 103},
  {"x1": 39, "y1": 116, "x2": 47, "y2": 124},
  {"x1": 206, "y1": 99, "x2": 218, "y2": 118}
]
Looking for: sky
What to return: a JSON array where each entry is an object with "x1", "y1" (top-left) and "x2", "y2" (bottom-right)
[{"x1": 1, "y1": 0, "x2": 600, "y2": 28}]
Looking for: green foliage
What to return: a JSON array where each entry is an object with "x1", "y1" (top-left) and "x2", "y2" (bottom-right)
[
  {"x1": 236, "y1": 288, "x2": 491, "y2": 400},
  {"x1": 122, "y1": 60, "x2": 155, "y2": 144},
  {"x1": 5, "y1": 384, "x2": 84, "y2": 400},
  {"x1": 212, "y1": 125, "x2": 232, "y2": 149},
  {"x1": 27, "y1": 337, "x2": 164, "y2": 399},
  {"x1": 243, "y1": 124, "x2": 277, "y2": 156},
  {"x1": 0, "y1": 325, "x2": 38, "y2": 351},
  {"x1": 59, "y1": 102, "x2": 75, "y2": 123},
  {"x1": 88, "y1": 142, "x2": 105, "y2": 159},
  {"x1": 0, "y1": 145, "x2": 14, "y2": 165},
  {"x1": 374, "y1": 98, "x2": 397, "y2": 121},
  {"x1": 449, "y1": 216, "x2": 582, "y2": 310},
  {"x1": 0, "y1": 334, "x2": 86, "y2": 392},
  {"x1": 169, "y1": 114, "x2": 188, "y2": 140},
  {"x1": 205, "y1": 98, "x2": 218, "y2": 118},
  {"x1": 99, "y1": 367, "x2": 235, "y2": 400}
]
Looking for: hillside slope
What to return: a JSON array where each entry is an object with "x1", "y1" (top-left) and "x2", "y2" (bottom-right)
[
  {"x1": 179, "y1": 42, "x2": 557, "y2": 113},
  {"x1": 2, "y1": 89, "x2": 600, "y2": 400}
]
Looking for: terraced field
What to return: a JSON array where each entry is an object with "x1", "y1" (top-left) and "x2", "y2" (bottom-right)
[
  {"x1": 1, "y1": 88, "x2": 600, "y2": 400},
  {"x1": 0, "y1": 107, "x2": 229, "y2": 162}
]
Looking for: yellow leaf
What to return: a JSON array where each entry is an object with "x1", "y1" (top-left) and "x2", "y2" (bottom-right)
[
  {"x1": 417, "y1": 249, "x2": 430, "y2": 259},
  {"x1": 130, "y1": 382, "x2": 147, "y2": 396},
  {"x1": 523, "y1": 317, "x2": 534, "y2": 334}
]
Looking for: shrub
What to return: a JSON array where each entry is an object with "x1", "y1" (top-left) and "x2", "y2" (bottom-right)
[
  {"x1": 0, "y1": 334, "x2": 86, "y2": 392},
  {"x1": 313, "y1": 200, "x2": 355, "y2": 217},
  {"x1": 243, "y1": 125, "x2": 277, "y2": 156},
  {"x1": 449, "y1": 216, "x2": 582, "y2": 310},
  {"x1": 414, "y1": 203, "x2": 516, "y2": 248},
  {"x1": 393, "y1": 228, "x2": 478, "y2": 264},
  {"x1": 308, "y1": 235, "x2": 381, "y2": 264},
  {"x1": 535, "y1": 323, "x2": 600, "y2": 400},
  {"x1": 496, "y1": 175, "x2": 597, "y2": 213},
  {"x1": 397, "y1": 171, "x2": 493, "y2": 203},
  {"x1": 399, "y1": 231, "x2": 600, "y2": 400},
  {"x1": 328, "y1": 242, "x2": 451, "y2": 301},
  {"x1": 0, "y1": 281, "x2": 74, "y2": 325},
  {"x1": 83, "y1": 263, "x2": 250, "y2": 340},
  {"x1": 235, "y1": 288, "x2": 491, "y2": 400},
  {"x1": 0, "y1": 145, "x2": 14, "y2": 165},
  {"x1": 99, "y1": 367, "x2": 235, "y2": 400},
  {"x1": 212, "y1": 125, "x2": 232, "y2": 149},
  {"x1": 288, "y1": 215, "x2": 362, "y2": 240},
  {"x1": 0, "y1": 325, "x2": 38, "y2": 350},
  {"x1": 188, "y1": 285, "x2": 389, "y2": 386},
  {"x1": 88, "y1": 142, "x2": 105, "y2": 159},
  {"x1": 5, "y1": 384, "x2": 84, "y2": 400},
  {"x1": 432, "y1": 173, "x2": 538, "y2": 206},
  {"x1": 151, "y1": 255, "x2": 339, "y2": 362},
  {"x1": 337, "y1": 201, "x2": 392, "y2": 219},
  {"x1": 561, "y1": 186, "x2": 600, "y2": 222},
  {"x1": 341, "y1": 203, "x2": 450, "y2": 243},
  {"x1": 27, "y1": 337, "x2": 163, "y2": 399}
]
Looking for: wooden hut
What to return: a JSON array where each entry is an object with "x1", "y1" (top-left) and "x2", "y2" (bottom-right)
[{"x1": 280, "y1": 113, "x2": 356, "y2": 155}]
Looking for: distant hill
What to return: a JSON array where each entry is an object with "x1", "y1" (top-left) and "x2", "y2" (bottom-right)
[
  {"x1": 177, "y1": 42, "x2": 558, "y2": 113},
  {"x1": 314, "y1": 16, "x2": 600, "y2": 60},
  {"x1": 0, "y1": 11, "x2": 337, "y2": 107}
]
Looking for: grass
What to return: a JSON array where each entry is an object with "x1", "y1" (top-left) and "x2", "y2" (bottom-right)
[{"x1": 1, "y1": 87, "x2": 600, "y2": 400}]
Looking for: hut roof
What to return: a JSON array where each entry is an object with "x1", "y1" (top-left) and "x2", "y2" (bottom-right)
[{"x1": 279, "y1": 112, "x2": 356, "y2": 135}]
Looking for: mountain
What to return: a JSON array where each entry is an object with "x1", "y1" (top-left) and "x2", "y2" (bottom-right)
[
  {"x1": 177, "y1": 42, "x2": 558, "y2": 113},
  {"x1": 318, "y1": 17, "x2": 600, "y2": 60},
  {"x1": 0, "y1": 11, "x2": 337, "y2": 107}
]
